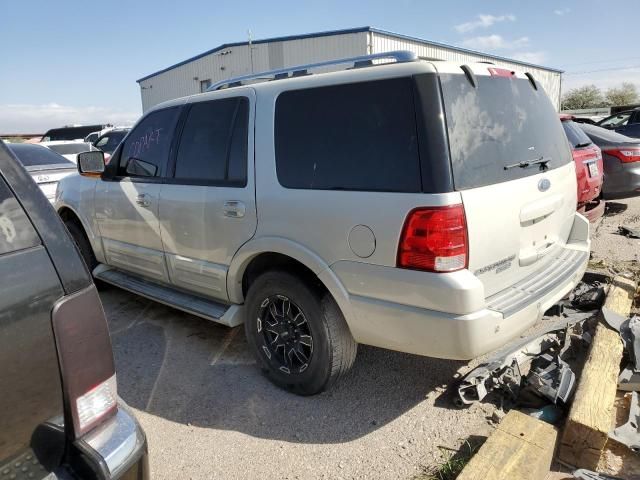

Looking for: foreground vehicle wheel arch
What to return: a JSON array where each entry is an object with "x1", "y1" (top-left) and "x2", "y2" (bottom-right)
[
  {"x1": 227, "y1": 239, "x2": 356, "y2": 329},
  {"x1": 58, "y1": 207, "x2": 98, "y2": 270}
]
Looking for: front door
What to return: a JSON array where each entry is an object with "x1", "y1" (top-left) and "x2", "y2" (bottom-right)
[
  {"x1": 159, "y1": 90, "x2": 257, "y2": 301},
  {"x1": 95, "y1": 106, "x2": 181, "y2": 283}
]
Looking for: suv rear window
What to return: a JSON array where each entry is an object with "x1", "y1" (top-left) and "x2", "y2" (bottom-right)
[
  {"x1": 275, "y1": 78, "x2": 421, "y2": 193},
  {"x1": 440, "y1": 74, "x2": 572, "y2": 190},
  {"x1": 562, "y1": 120, "x2": 592, "y2": 148},
  {"x1": 47, "y1": 143, "x2": 92, "y2": 156}
]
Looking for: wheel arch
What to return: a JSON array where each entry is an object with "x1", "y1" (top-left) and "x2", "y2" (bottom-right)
[
  {"x1": 227, "y1": 237, "x2": 356, "y2": 328},
  {"x1": 57, "y1": 203, "x2": 104, "y2": 263}
]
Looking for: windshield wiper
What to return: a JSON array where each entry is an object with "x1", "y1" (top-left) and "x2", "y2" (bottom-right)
[{"x1": 504, "y1": 156, "x2": 551, "y2": 171}]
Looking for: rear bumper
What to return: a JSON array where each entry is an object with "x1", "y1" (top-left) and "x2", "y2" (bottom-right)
[
  {"x1": 578, "y1": 198, "x2": 605, "y2": 223},
  {"x1": 333, "y1": 214, "x2": 590, "y2": 360},
  {"x1": 76, "y1": 400, "x2": 149, "y2": 480},
  {"x1": 603, "y1": 161, "x2": 640, "y2": 199}
]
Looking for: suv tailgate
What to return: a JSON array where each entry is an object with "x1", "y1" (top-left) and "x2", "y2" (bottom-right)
[{"x1": 439, "y1": 69, "x2": 578, "y2": 298}]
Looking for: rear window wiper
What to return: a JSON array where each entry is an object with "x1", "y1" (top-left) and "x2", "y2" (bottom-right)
[
  {"x1": 574, "y1": 142, "x2": 592, "y2": 148},
  {"x1": 504, "y1": 156, "x2": 551, "y2": 171}
]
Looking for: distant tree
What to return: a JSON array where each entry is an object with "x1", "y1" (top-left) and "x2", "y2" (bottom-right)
[
  {"x1": 561, "y1": 85, "x2": 605, "y2": 110},
  {"x1": 604, "y1": 82, "x2": 639, "y2": 107}
]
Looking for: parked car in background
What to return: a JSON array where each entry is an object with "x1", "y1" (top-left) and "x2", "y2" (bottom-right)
[
  {"x1": 7, "y1": 143, "x2": 76, "y2": 202},
  {"x1": 41, "y1": 124, "x2": 111, "y2": 142},
  {"x1": 93, "y1": 127, "x2": 131, "y2": 163},
  {"x1": 570, "y1": 117, "x2": 598, "y2": 125},
  {"x1": 84, "y1": 131, "x2": 101, "y2": 143},
  {"x1": 56, "y1": 53, "x2": 590, "y2": 395},
  {"x1": 0, "y1": 141, "x2": 148, "y2": 479},
  {"x1": 579, "y1": 123, "x2": 640, "y2": 199},
  {"x1": 596, "y1": 107, "x2": 640, "y2": 138},
  {"x1": 559, "y1": 115, "x2": 605, "y2": 222},
  {"x1": 40, "y1": 140, "x2": 95, "y2": 163}
]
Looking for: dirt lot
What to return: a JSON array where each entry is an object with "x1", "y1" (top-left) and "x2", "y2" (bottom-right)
[{"x1": 102, "y1": 196, "x2": 640, "y2": 480}]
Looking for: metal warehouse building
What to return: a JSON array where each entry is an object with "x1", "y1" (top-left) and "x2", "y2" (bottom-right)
[{"x1": 137, "y1": 26, "x2": 563, "y2": 112}]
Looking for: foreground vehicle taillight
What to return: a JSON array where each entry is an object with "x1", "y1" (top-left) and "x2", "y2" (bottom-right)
[
  {"x1": 52, "y1": 286, "x2": 117, "y2": 438},
  {"x1": 397, "y1": 204, "x2": 468, "y2": 272},
  {"x1": 607, "y1": 148, "x2": 640, "y2": 163}
]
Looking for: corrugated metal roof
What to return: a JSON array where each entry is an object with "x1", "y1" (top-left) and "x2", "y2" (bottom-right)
[{"x1": 136, "y1": 26, "x2": 562, "y2": 83}]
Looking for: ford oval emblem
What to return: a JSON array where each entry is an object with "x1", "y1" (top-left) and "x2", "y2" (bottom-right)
[{"x1": 538, "y1": 178, "x2": 551, "y2": 192}]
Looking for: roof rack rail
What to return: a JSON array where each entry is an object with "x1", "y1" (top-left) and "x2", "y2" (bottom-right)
[{"x1": 206, "y1": 50, "x2": 419, "y2": 91}]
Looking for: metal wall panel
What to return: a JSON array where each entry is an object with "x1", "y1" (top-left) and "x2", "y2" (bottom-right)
[
  {"x1": 371, "y1": 32, "x2": 561, "y2": 109},
  {"x1": 139, "y1": 32, "x2": 366, "y2": 112},
  {"x1": 138, "y1": 30, "x2": 561, "y2": 112}
]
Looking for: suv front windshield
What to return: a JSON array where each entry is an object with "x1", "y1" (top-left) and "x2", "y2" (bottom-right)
[{"x1": 440, "y1": 74, "x2": 572, "y2": 190}]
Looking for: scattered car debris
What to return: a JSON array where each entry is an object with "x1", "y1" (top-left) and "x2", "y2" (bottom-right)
[
  {"x1": 618, "y1": 225, "x2": 640, "y2": 239},
  {"x1": 601, "y1": 307, "x2": 640, "y2": 391},
  {"x1": 455, "y1": 311, "x2": 591, "y2": 407},
  {"x1": 524, "y1": 404, "x2": 563, "y2": 424},
  {"x1": 570, "y1": 281, "x2": 606, "y2": 311},
  {"x1": 609, "y1": 391, "x2": 640, "y2": 453},
  {"x1": 525, "y1": 352, "x2": 576, "y2": 405},
  {"x1": 455, "y1": 328, "x2": 558, "y2": 406},
  {"x1": 573, "y1": 468, "x2": 625, "y2": 480}
]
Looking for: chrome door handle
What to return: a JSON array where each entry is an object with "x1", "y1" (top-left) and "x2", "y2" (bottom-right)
[
  {"x1": 135, "y1": 194, "x2": 151, "y2": 207},
  {"x1": 223, "y1": 200, "x2": 246, "y2": 218}
]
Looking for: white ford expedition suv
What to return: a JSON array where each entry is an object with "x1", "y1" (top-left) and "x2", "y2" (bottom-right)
[{"x1": 56, "y1": 52, "x2": 589, "y2": 395}]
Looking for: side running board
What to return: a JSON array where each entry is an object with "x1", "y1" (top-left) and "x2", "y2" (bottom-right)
[{"x1": 93, "y1": 264, "x2": 243, "y2": 327}]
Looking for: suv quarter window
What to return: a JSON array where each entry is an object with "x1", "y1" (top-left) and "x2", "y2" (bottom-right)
[
  {"x1": 274, "y1": 78, "x2": 422, "y2": 193},
  {"x1": 0, "y1": 176, "x2": 40, "y2": 255},
  {"x1": 172, "y1": 97, "x2": 249, "y2": 187},
  {"x1": 118, "y1": 107, "x2": 181, "y2": 179}
]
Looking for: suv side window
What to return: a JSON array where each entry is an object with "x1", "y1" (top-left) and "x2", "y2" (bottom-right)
[
  {"x1": 0, "y1": 176, "x2": 40, "y2": 255},
  {"x1": 173, "y1": 97, "x2": 249, "y2": 186},
  {"x1": 274, "y1": 78, "x2": 421, "y2": 193},
  {"x1": 119, "y1": 107, "x2": 180, "y2": 178}
]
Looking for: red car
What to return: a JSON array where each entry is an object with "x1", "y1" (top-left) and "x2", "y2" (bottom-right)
[{"x1": 560, "y1": 114, "x2": 605, "y2": 222}]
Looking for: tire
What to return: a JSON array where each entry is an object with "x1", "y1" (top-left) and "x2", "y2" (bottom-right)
[
  {"x1": 64, "y1": 219, "x2": 97, "y2": 272},
  {"x1": 244, "y1": 271, "x2": 357, "y2": 395}
]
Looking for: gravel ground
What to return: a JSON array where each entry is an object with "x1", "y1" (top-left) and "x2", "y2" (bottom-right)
[
  {"x1": 101, "y1": 196, "x2": 640, "y2": 480},
  {"x1": 591, "y1": 197, "x2": 640, "y2": 267}
]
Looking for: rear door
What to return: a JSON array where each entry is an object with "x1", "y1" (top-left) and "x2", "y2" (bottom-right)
[
  {"x1": 0, "y1": 171, "x2": 66, "y2": 474},
  {"x1": 158, "y1": 90, "x2": 257, "y2": 301},
  {"x1": 439, "y1": 70, "x2": 577, "y2": 297},
  {"x1": 95, "y1": 107, "x2": 181, "y2": 282}
]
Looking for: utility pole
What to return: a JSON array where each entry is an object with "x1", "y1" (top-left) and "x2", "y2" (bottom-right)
[{"x1": 248, "y1": 29, "x2": 254, "y2": 74}]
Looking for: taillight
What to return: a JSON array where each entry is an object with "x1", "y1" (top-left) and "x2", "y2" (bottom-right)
[
  {"x1": 607, "y1": 148, "x2": 640, "y2": 163},
  {"x1": 52, "y1": 285, "x2": 117, "y2": 438},
  {"x1": 397, "y1": 205, "x2": 468, "y2": 273}
]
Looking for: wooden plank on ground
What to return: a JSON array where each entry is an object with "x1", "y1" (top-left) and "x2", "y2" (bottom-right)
[
  {"x1": 458, "y1": 410, "x2": 557, "y2": 480},
  {"x1": 558, "y1": 276, "x2": 636, "y2": 469}
]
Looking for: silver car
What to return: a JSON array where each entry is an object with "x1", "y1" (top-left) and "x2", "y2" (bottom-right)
[
  {"x1": 55, "y1": 52, "x2": 590, "y2": 395},
  {"x1": 8, "y1": 143, "x2": 77, "y2": 202}
]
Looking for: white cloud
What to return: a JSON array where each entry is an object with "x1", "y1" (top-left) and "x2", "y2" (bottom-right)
[
  {"x1": 455, "y1": 14, "x2": 516, "y2": 33},
  {"x1": 461, "y1": 35, "x2": 529, "y2": 50},
  {"x1": 0, "y1": 103, "x2": 140, "y2": 134},
  {"x1": 512, "y1": 51, "x2": 547, "y2": 65},
  {"x1": 554, "y1": 8, "x2": 571, "y2": 16}
]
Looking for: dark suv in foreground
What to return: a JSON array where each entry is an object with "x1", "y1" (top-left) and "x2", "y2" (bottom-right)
[{"x1": 0, "y1": 141, "x2": 148, "y2": 479}]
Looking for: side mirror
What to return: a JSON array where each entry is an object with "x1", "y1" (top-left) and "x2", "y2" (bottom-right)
[{"x1": 77, "y1": 151, "x2": 105, "y2": 175}]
